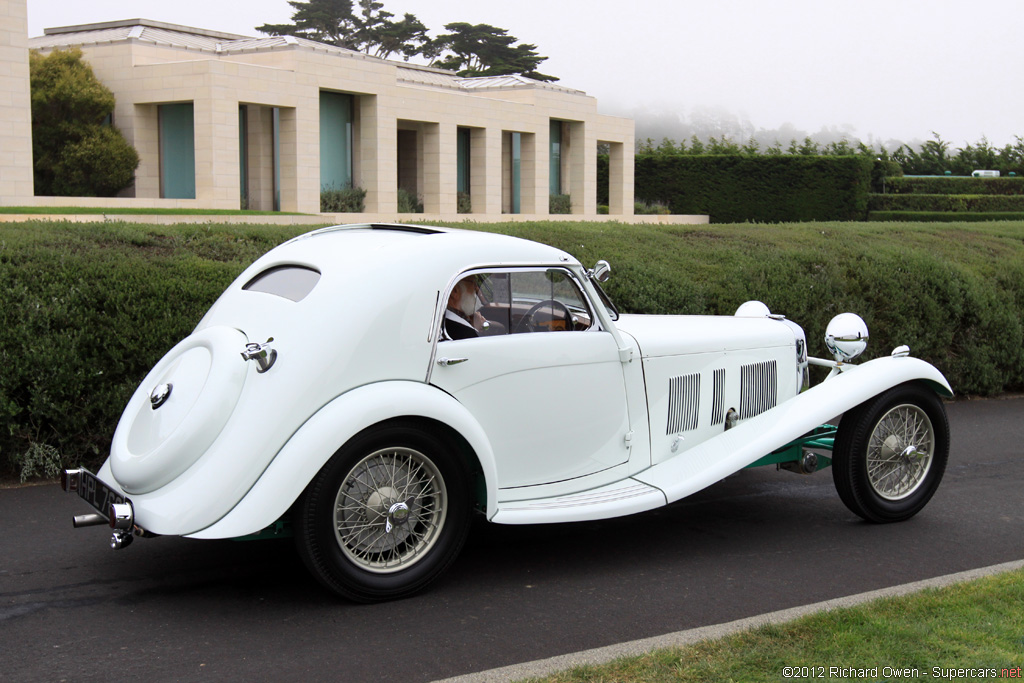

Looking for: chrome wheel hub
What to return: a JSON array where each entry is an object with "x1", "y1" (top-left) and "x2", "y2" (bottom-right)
[
  {"x1": 867, "y1": 404, "x2": 935, "y2": 501},
  {"x1": 333, "y1": 447, "x2": 446, "y2": 574}
]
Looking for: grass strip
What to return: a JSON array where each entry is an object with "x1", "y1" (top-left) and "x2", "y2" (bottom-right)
[{"x1": 520, "y1": 568, "x2": 1024, "y2": 682}]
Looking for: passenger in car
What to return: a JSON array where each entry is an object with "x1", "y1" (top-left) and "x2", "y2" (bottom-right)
[{"x1": 445, "y1": 276, "x2": 487, "y2": 340}]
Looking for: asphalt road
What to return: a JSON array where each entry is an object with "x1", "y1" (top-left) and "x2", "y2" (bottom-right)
[{"x1": 2, "y1": 398, "x2": 1022, "y2": 682}]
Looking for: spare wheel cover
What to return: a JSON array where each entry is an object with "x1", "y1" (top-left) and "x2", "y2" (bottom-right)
[{"x1": 110, "y1": 326, "x2": 249, "y2": 494}]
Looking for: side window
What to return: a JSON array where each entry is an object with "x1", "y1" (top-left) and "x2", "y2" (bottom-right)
[{"x1": 442, "y1": 268, "x2": 594, "y2": 340}]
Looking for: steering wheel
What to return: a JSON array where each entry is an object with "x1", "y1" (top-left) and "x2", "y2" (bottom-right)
[{"x1": 513, "y1": 299, "x2": 575, "y2": 333}]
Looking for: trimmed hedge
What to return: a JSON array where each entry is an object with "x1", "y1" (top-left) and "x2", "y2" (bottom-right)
[
  {"x1": 885, "y1": 177, "x2": 1024, "y2": 196},
  {"x1": 869, "y1": 194, "x2": 1024, "y2": 212},
  {"x1": 869, "y1": 211, "x2": 1024, "y2": 223},
  {"x1": 634, "y1": 155, "x2": 874, "y2": 223},
  {"x1": 4, "y1": 220, "x2": 1024, "y2": 480}
]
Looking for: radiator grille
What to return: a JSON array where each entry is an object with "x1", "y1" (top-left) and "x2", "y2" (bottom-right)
[
  {"x1": 666, "y1": 373, "x2": 700, "y2": 434},
  {"x1": 739, "y1": 360, "x2": 777, "y2": 419}
]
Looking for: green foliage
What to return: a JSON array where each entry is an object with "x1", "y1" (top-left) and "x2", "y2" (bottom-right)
[
  {"x1": 634, "y1": 155, "x2": 873, "y2": 222},
  {"x1": 320, "y1": 185, "x2": 366, "y2": 212},
  {"x1": 549, "y1": 194, "x2": 572, "y2": 214},
  {"x1": 256, "y1": 1, "x2": 554, "y2": 79},
  {"x1": 869, "y1": 194, "x2": 1024, "y2": 212},
  {"x1": 257, "y1": 0, "x2": 429, "y2": 60},
  {"x1": 457, "y1": 191, "x2": 472, "y2": 214},
  {"x1": 634, "y1": 200, "x2": 671, "y2": 215},
  {"x1": 886, "y1": 176, "x2": 1024, "y2": 195},
  {"x1": 29, "y1": 48, "x2": 139, "y2": 197},
  {"x1": 427, "y1": 22, "x2": 557, "y2": 81},
  {"x1": 870, "y1": 211, "x2": 1024, "y2": 222},
  {"x1": 397, "y1": 187, "x2": 423, "y2": 213},
  {"x1": 4, "y1": 220, "x2": 1024, "y2": 480}
]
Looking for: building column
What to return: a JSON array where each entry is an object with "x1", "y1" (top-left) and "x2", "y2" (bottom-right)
[
  {"x1": 193, "y1": 95, "x2": 241, "y2": 208},
  {"x1": 0, "y1": 0, "x2": 34, "y2": 202},
  {"x1": 517, "y1": 132, "x2": 539, "y2": 214},
  {"x1": 470, "y1": 127, "x2": 502, "y2": 215},
  {"x1": 607, "y1": 141, "x2": 635, "y2": 216},
  {"x1": 423, "y1": 122, "x2": 457, "y2": 214},
  {"x1": 358, "y1": 95, "x2": 397, "y2": 213},
  {"x1": 567, "y1": 121, "x2": 595, "y2": 215}
]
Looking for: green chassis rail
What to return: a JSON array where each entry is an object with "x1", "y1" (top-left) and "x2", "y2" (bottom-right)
[{"x1": 745, "y1": 423, "x2": 837, "y2": 470}]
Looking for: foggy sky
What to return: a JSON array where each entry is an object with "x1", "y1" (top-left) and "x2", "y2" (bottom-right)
[{"x1": 25, "y1": 0, "x2": 1024, "y2": 149}]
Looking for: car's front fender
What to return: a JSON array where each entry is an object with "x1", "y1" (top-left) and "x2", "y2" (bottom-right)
[
  {"x1": 634, "y1": 354, "x2": 952, "y2": 506},
  {"x1": 188, "y1": 380, "x2": 498, "y2": 539}
]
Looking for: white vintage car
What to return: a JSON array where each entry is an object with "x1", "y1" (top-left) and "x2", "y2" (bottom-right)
[{"x1": 61, "y1": 224, "x2": 952, "y2": 602}]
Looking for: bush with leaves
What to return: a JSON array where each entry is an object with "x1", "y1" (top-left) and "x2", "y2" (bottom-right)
[
  {"x1": 29, "y1": 48, "x2": 139, "y2": 197},
  {"x1": 320, "y1": 185, "x2": 366, "y2": 212}
]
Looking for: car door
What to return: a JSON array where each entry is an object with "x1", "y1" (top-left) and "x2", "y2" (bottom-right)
[{"x1": 430, "y1": 268, "x2": 632, "y2": 490}]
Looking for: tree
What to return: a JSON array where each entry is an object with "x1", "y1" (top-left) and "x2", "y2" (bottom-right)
[
  {"x1": 257, "y1": 0, "x2": 428, "y2": 60},
  {"x1": 29, "y1": 48, "x2": 139, "y2": 197},
  {"x1": 257, "y1": 0, "x2": 361, "y2": 48},
  {"x1": 428, "y1": 22, "x2": 558, "y2": 82}
]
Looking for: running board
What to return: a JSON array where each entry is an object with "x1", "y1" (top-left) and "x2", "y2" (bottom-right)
[{"x1": 490, "y1": 479, "x2": 666, "y2": 525}]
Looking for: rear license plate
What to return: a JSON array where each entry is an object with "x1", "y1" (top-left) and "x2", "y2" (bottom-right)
[{"x1": 75, "y1": 469, "x2": 127, "y2": 519}]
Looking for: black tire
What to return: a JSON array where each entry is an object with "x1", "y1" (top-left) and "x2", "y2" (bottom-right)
[
  {"x1": 832, "y1": 382, "x2": 949, "y2": 523},
  {"x1": 294, "y1": 422, "x2": 471, "y2": 602}
]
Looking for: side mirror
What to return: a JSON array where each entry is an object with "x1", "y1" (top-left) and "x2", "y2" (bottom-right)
[{"x1": 590, "y1": 260, "x2": 611, "y2": 283}]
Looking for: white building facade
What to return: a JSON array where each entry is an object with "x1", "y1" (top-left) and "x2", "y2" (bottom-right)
[{"x1": 4, "y1": 6, "x2": 637, "y2": 220}]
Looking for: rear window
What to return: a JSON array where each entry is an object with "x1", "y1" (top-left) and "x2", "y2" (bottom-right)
[{"x1": 243, "y1": 265, "x2": 321, "y2": 302}]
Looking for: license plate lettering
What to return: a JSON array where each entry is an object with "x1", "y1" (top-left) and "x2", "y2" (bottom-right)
[{"x1": 75, "y1": 470, "x2": 125, "y2": 518}]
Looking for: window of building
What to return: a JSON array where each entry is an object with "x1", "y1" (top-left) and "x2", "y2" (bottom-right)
[
  {"x1": 320, "y1": 91, "x2": 354, "y2": 192},
  {"x1": 158, "y1": 103, "x2": 196, "y2": 199},
  {"x1": 457, "y1": 127, "x2": 471, "y2": 195},
  {"x1": 549, "y1": 120, "x2": 562, "y2": 195}
]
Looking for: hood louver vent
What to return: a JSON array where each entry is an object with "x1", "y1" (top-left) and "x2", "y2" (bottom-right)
[
  {"x1": 666, "y1": 373, "x2": 700, "y2": 434},
  {"x1": 740, "y1": 360, "x2": 777, "y2": 419}
]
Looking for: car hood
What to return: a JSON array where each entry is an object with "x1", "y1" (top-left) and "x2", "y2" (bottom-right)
[{"x1": 614, "y1": 313, "x2": 798, "y2": 358}]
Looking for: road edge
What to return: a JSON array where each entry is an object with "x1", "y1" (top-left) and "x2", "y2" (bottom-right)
[{"x1": 433, "y1": 559, "x2": 1024, "y2": 683}]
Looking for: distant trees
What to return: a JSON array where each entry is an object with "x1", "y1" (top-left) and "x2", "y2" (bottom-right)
[
  {"x1": 636, "y1": 131, "x2": 1024, "y2": 177},
  {"x1": 427, "y1": 22, "x2": 556, "y2": 81},
  {"x1": 257, "y1": 0, "x2": 557, "y2": 80},
  {"x1": 29, "y1": 48, "x2": 139, "y2": 196}
]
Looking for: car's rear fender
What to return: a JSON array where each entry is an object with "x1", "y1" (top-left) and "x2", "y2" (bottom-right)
[
  {"x1": 187, "y1": 380, "x2": 498, "y2": 539},
  {"x1": 634, "y1": 354, "x2": 952, "y2": 505}
]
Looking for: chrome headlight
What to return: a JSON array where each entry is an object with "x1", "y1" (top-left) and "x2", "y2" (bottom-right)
[{"x1": 825, "y1": 313, "x2": 869, "y2": 363}]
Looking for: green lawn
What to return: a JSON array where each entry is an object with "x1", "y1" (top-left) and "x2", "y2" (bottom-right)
[{"x1": 521, "y1": 568, "x2": 1024, "y2": 682}]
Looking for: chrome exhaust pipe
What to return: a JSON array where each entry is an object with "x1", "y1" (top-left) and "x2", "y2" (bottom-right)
[{"x1": 73, "y1": 513, "x2": 108, "y2": 528}]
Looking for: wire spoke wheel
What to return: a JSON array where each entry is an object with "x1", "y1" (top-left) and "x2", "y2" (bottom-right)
[
  {"x1": 832, "y1": 383, "x2": 949, "y2": 523},
  {"x1": 295, "y1": 422, "x2": 471, "y2": 602},
  {"x1": 865, "y1": 404, "x2": 934, "y2": 501},
  {"x1": 333, "y1": 447, "x2": 446, "y2": 573}
]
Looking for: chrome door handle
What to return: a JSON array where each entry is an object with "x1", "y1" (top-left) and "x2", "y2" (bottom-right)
[{"x1": 437, "y1": 357, "x2": 469, "y2": 366}]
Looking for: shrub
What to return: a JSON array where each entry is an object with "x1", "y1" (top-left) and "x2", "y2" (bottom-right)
[
  {"x1": 869, "y1": 211, "x2": 1024, "y2": 222},
  {"x1": 868, "y1": 194, "x2": 1024, "y2": 212},
  {"x1": 397, "y1": 187, "x2": 424, "y2": 213},
  {"x1": 884, "y1": 177, "x2": 1024, "y2": 196},
  {"x1": 457, "y1": 191, "x2": 472, "y2": 214},
  {"x1": 634, "y1": 200, "x2": 671, "y2": 215},
  {"x1": 634, "y1": 155, "x2": 874, "y2": 223},
  {"x1": 320, "y1": 185, "x2": 366, "y2": 212},
  {"x1": 549, "y1": 194, "x2": 572, "y2": 214},
  {"x1": 30, "y1": 48, "x2": 139, "y2": 197}
]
